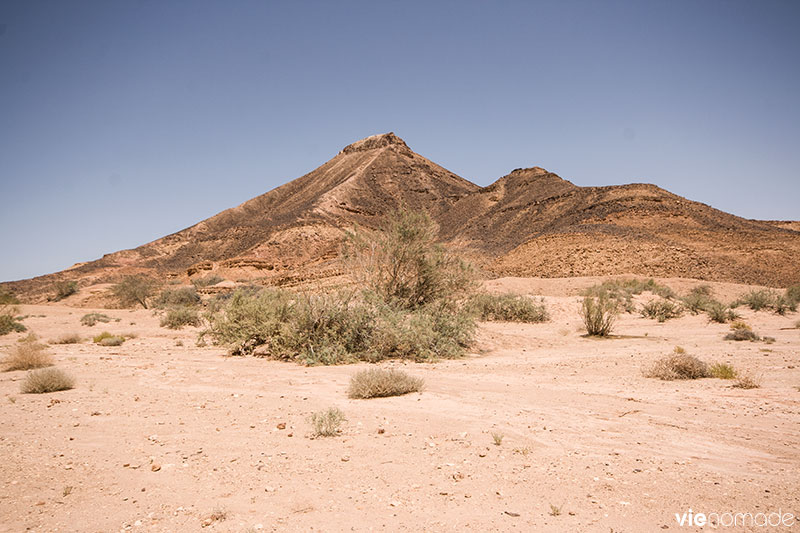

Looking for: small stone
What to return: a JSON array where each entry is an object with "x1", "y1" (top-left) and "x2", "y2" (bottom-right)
[
  {"x1": 265, "y1": 486, "x2": 275, "y2": 493},
  {"x1": 377, "y1": 428, "x2": 385, "y2": 434},
  {"x1": 134, "y1": 520, "x2": 142, "y2": 526},
  {"x1": 389, "y1": 500, "x2": 401, "y2": 507},
  {"x1": 277, "y1": 422, "x2": 286, "y2": 430},
  {"x1": 341, "y1": 456, "x2": 350, "y2": 462},
  {"x1": 151, "y1": 464, "x2": 161, "y2": 472}
]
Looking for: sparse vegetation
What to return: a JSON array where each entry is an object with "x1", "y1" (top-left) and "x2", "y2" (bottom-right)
[
  {"x1": 644, "y1": 348, "x2": 709, "y2": 380},
  {"x1": 51, "y1": 333, "x2": 82, "y2": 345},
  {"x1": 309, "y1": 407, "x2": 345, "y2": 437},
  {"x1": 93, "y1": 332, "x2": 125, "y2": 346},
  {"x1": 51, "y1": 280, "x2": 78, "y2": 302},
  {"x1": 732, "y1": 373, "x2": 761, "y2": 389},
  {"x1": 491, "y1": 432, "x2": 504, "y2": 446},
  {"x1": 709, "y1": 362, "x2": 737, "y2": 380},
  {"x1": 581, "y1": 295, "x2": 617, "y2": 336},
  {"x1": 347, "y1": 367, "x2": 424, "y2": 399},
  {"x1": 468, "y1": 293, "x2": 549, "y2": 323},
  {"x1": 3, "y1": 339, "x2": 53, "y2": 371},
  {"x1": 21, "y1": 367, "x2": 75, "y2": 394},
  {"x1": 786, "y1": 284, "x2": 800, "y2": 306},
  {"x1": 681, "y1": 285, "x2": 714, "y2": 314},
  {"x1": 154, "y1": 287, "x2": 201, "y2": 308},
  {"x1": 640, "y1": 299, "x2": 683, "y2": 322},
  {"x1": 724, "y1": 321, "x2": 760, "y2": 342},
  {"x1": 705, "y1": 301, "x2": 740, "y2": 323},
  {"x1": 80, "y1": 312, "x2": 112, "y2": 326},
  {"x1": 160, "y1": 307, "x2": 201, "y2": 329},
  {"x1": 549, "y1": 504, "x2": 562, "y2": 517},
  {"x1": 736, "y1": 289, "x2": 778, "y2": 311},
  {"x1": 111, "y1": 275, "x2": 160, "y2": 309},
  {"x1": 582, "y1": 278, "x2": 675, "y2": 313},
  {"x1": 0, "y1": 288, "x2": 19, "y2": 305},
  {"x1": 192, "y1": 274, "x2": 223, "y2": 288},
  {"x1": 0, "y1": 304, "x2": 26, "y2": 336}
]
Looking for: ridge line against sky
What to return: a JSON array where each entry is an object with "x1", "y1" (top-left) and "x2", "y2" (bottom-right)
[{"x1": 1, "y1": 0, "x2": 798, "y2": 282}]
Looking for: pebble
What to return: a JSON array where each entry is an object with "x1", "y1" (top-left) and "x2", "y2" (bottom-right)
[{"x1": 151, "y1": 464, "x2": 161, "y2": 472}]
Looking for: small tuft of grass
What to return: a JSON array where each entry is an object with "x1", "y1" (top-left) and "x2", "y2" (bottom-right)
[
  {"x1": 347, "y1": 368, "x2": 424, "y2": 399},
  {"x1": 468, "y1": 293, "x2": 549, "y2": 323},
  {"x1": 491, "y1": 432, "x2": 504, "y2": 446},
  {"x1": 309, "y1": 407, "x2": 346, "y2": 437},
  {"x1": 549, "y1": 504, "x2": 562, "y2": 517},
  {"x1": 645, "y1": 350, "x2": 709, "y2": 380},
  {"x1": 62, "y1": 485, "x2": 74, "y2": 497},
  {"x1": 581, "y1": 296, "x2": 617, "y2": 336},
  {"x1": 640, "y1": 299, "x2": 683, "y2": 322},
  {"x1": 80, "y1": 313, "x2": 112, "y2": 326},
  {"x1": 21, "y1": 367, "x2": 75, "y2": 394},
  {"x1": 3, "y1": 339, "x2": 53, "y2": 371},
  {"x1": 732, "y1": 373, "x2": 761, "y2": 389},
  {"x1": 93, "y1": 332, "x2": 125, "y2": 346},
  {"x1": 51, "y1": 333, "x2": 82, "y2": 345},
  {"x1": 709, "y1": 362, "x2": 737, "y2": 379}
]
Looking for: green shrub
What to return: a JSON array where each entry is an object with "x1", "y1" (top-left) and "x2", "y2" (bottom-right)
[
  {"x1": 640, "y1": 299, "x2": 683, "y2": 322},
  {"x1": 21, "y1": 367, "x2": 75, "y2": 394},
  {"x1": 681, "y1": 285, "x2": 715, "y2": 314},
  {"x1": 154, "y1": 287, "x2": 201, "y2": 308},
  {"x1": 80, "y1": 313, "x2": 112, "y2": 326},
  {"x1": 581, "y1": 296, "x2": 617, "y2": 336},
  {"x1": 348, "y1": 367, "x2": 424, "y2": 399},
  {"x1": 160, "y1": 307, "x2": 201, "y2": 329},
  {"x1": 51, "y1": 281, "x2": 78, "y2": 302},
  {"x1": 0, "y1": 305, "x2": 26, "y2": 336},
  {"x1": 706, "y1": 302, "x2": 739, "y2": 323},
  {"x1": 111, "y1": 275, "x2": 160, "y2": 309},
  {"x1": 787, "y1": 284, "x2": 800, "y2": 305},
  {"x1": 645, "y1": 350, "x2": 709, "y2": 380},
  {"x1": 192, "y1": 275, "x2": 224, "y2": 288},
  {"x1": 468, "y1": 293, "x2": 549, "y2": 323},
  {"x1": 736, "y1": 289, "x2": 778, "y2": 312},
  {"x1": 774, "y1": 295, "x2": 797, "y2": 316},
  {"x1": 309, "y1": 407, "x2": 346, "y2": 437},
  {"x1": 709, "y1": 362, "x2": 737, "y2": 379},
  {"x1": 582, "y1": 278, "x2": 675, "y2": 313},
  {"x1": 0, "y1": 288, "x2": 19, "y2": 305},
  {"x1": 3, "y1": 339, "x2": 53, "y2": 371}
]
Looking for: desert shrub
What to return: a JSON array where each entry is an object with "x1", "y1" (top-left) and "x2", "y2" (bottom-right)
[
  {"x1": 160, "y1": 306, "x2": 201, "y2": 329},
  {"x1": 309, "y1": 407, "x2": 345, "y2": 437},
  {"x1": 93, "y1": 331, "x2": 125, "y2": 346},
  {"x1": 640, "y1": 299, "x2": 683, "y2": 322},
  {"x1": 342, "y1": 209, "x2": 475, "y2": 310},
  {"x1": 0, "y1": 288, "x2": 19, "y2": 305},
  {"x1": 709, "y1": 362, "x2": 737, "y2": 379},
  {"x1": 681, "y1": 285, "x2": 716, "y2": 314},
  {"x1": 21, "y1": 367, "x2": 75, "y2": 393},
  {"x1": 645, "y1": 350, "x2": 709, "y2": 380},
  {"x1": 706, "y1": 302, "x2": 740, "y2": 323},
  {"x1": 192, "y1": 274, "x2": 224, "y2": 288},
  {"x1": 348, "y1": 367, "x2": 424, "y2": 399},
  {"x1": 732, "y1": 373, "x2": 761, "y2": 389},
  {"x1": 724, "y1": 321, "x2": 760, "y2": 342},
  {"x1": 111, "y1": 275, "x2": 160, "y2": 309},
  {"x1": 581, "y1": 296, "x2": 617, "y2": 336},
  {"x1": 51, "y1": 333, "x2": 82, "y2": 344},
  {"x1": 3, "y1": 339, "x2": 53, "y2": 371},
  {"x1": 51, "y1": 281, "x2": 78, "y2": 302},
  {"x1": 736, "y1": 289, "x2": 779, "y2": 312},
  {"x1": 154, "y1": 287, "x2": 201, "y2": 308},
  {"x1": 773, "y1": 295, "x2": 797, "y2": 316},
  {"x1": 582, "y1": 278, "x2": 675, "y2": 313},
  {"x1": 787, "y1": 284, "x2": 800, "y2": 305},
  {"x1": 80, "y1": 313, "x2": 112, "y2": 326},
  {"x1": 0, "y1": 305, "x2": 26, "y2": 336},
  {"x1": 468, "y1": 293, "x2": 549, "y2": 323}
]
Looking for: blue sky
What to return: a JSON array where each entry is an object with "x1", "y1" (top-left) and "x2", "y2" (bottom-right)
[{"x1": 1, "y1": 0, "x2": 798, "y2": 282}]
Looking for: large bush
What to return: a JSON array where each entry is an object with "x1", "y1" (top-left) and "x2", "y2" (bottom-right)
[
  {"x1": 468, "y1": 293, "x2": 549, "y2": 323},
  {"x1": 111, "y1": 275, "x2": 160, "y2": 309}
]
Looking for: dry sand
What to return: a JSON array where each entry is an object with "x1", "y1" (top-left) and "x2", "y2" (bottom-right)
[{"x1": 1, "y1": 277, "x2": 799, "y2": 532}]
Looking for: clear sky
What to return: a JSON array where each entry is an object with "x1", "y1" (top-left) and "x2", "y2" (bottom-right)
[{"x1": 1, "y1": 0, "x2": 798, "y2": 282}]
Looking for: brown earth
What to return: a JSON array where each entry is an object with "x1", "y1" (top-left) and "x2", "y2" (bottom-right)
[
  {"x1": 3, "y1": 133, "x2": 798, "y2": 303},
  {"x1": 1, "y1": 277, "x2": 799, "y2": 532}
]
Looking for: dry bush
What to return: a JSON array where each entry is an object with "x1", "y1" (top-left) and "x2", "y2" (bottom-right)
[
  {"x1": 681, "y1": 285, "x2": 715, "y2": 314},
  {"x1": 581, "y1": 296, "x2": 616, "y2": 336},
  {"x1": 724, "y1": 321, "x2": 760, "y2": 342},
  {"x1": 0, "y1": 288, "x2": 19, "y2": 305},
  {"x1": 51, "y1": 333, "x2": 82, "y2": 344},
  {"x1": 787, "y1": 284, "x2": 800, "y2": 305},
  {"x1": 468, "y1": 293, "x2": 549, "y2": 323},
  {"x1": 644, "y1": 350, "x2": 709, "y2": 380},
  {"x1": 21, "y1": 367, "x2": 75, "y2": 394},
  {"x1": 160, "y1": 307, "x2": 201, "y2": 329},
  {"x1": 709, "y1": 362, "x2": 737, "y2": 379},
  {"x1": 732, "y1": 373, "x2": 761, "y2": 389},
  {"x1": 111, "y1": 275, "x2": 160, "y2": 309},
  {"x1": 93, "y1": 332, "x2": 125, "y2": 346},
  {"x1": 80, "y1": 313, "x2": 112, "y2": 326},
  {"x1": 3, "y1": 339, "x2": 53, "y2": 371},
  {"x1": 582, "y1": 278, "x2": 675, "y2": 313},
  {"x1": 154, "y1": 287, "x2": 201, "y2": 308},
  {"x1": 705, "y1": 302, "x2": 739, "y2": 324},
  {"x1": 51, "y1": 281, "x2": 78, "y2": 302},
  {"x1": 192, "y1": 274, "x2": 223, "y2": 288},
  {"x1": 640, "y1": 299, "x2": 683, "y2": 322},
  {"x1": 0, "y1": 304, "x2": 26, "y2": 336},
  {"x1": 309, "y1": 407, "x2": 345, "y2": 437},
  {"x1": 347, "y1": 367, "x2": 424, "y2": 399}
]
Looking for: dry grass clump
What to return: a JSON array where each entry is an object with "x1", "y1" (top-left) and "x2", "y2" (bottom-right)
[
  {"x1": 21, "y1": 367, "x2": 75, "y2": 394},
  {"x1": 93, "y1": 331, "x2": 125, "y2": 346},
  {"x1": 581, "y1": 296, "x2": 616, "y2": 336},
  {"x1": 309, "y1": 407, "x2": 346, "y2": 437},
  {"x1": 80, "y1": 313, "x2": 112, "y2": 326},
  {"x1": 732, "y1": 373, "x2": 761, "y2": 389},
  {"x1": 51, "y1": 333, "x2": 82, "y2": 345},
  {"x1": 644, "y1": 348, "x2": 709, "y2": 380},
  {"x1": 709, "y1": 362, "x2": 737, "y2": 379},
  {"x1": 3, "y1": 339, "x2": 53, "y2": 371},
  {"x1": 347, "y1": 367, "x2": 424, "y2": 399},
  {"x1": 468, "y1": 293, "x2": 549, "y2": 323},
  {"x1": 640, "y1": 299, "x2": 683, "y2": 322},
  {"x1": 160, "y1": 307, "x2": 201, "y2": 329},
  {"x1": 723, "y1": 321, "x2": 760, "y2": 342}
]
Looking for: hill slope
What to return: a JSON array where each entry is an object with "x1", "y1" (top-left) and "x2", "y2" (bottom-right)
[{"x1": 3, "y1": 133, "x2": 799, "y2": 301}]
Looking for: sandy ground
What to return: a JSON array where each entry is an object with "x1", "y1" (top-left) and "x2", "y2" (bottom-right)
[{"x1": 1, "y1": 277, "x2": 799, "y2": 532}]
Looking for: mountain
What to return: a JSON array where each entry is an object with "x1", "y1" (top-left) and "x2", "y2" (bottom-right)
[{"x1": 3, "y1": 133, "x2": 799, "y2": 301}]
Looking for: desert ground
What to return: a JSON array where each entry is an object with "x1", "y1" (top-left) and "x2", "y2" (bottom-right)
[{"x1": 1, "y1": 277, "x2": 799, "y2": 532}]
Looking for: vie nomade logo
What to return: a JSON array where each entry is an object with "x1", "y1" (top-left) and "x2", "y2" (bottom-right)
[{"x1": 675, "y1": 508, "x2": 796, "y2": 528}]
